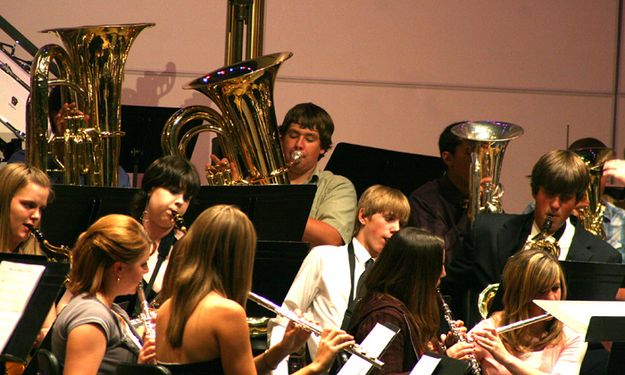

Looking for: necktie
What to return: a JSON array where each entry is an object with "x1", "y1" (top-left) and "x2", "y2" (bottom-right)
[{"x1": 356, "y1": 258, "x2": 374, "y2": 298}]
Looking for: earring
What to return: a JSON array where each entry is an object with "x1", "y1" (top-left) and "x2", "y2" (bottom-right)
[{"x1": 116, "y1": 273, "x2": 121, "y2": 284}]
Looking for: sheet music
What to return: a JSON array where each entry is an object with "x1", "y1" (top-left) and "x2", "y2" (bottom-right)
[
  {"x1": 534, "y1": 300, "x2": 625, "y2": 336},
  {"x1": 337, "y1": 322, "x2": 398, "y2": 375},
  {"x1": 0, "y1": 261, "x2": 46, "y2": 353},
  {"x1": 410, "y1": 354, "x2": 442, "y2": 375}
]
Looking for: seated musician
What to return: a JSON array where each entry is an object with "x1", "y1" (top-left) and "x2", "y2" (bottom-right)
[
  {"x1": 523, "y1": 138, "x2": 625, "y2": 257},
  {"x1": 269, "y1": 184, "x2": 410, "y2": 371},
  {"x1": 347, "y1": 227, "x2": 474, "y2": 374},
  {"x1": 131, "y1": 155, "x2": 200, "y2": 303},
  {"x1": 408, "y1": 122, "x2": 471, "y2": 267},
  {"x1": 470, "y1": 249, "x2": 586, "y2": 374},
  {"x1": 50, "y1": 214, "x2": 156, "y2": 375},
  {"x1": 209, "y1": 102, "x2": 357, "y2": 248},
  {"x1": 0, "y1": 163, "x2": 51, "y2": 255},
  {"x1": 443, "y1": 149, "x2": 622, "y2": 328},
  {"x1": 155, "y1": 204, "x2": 354, "y2": 375}
]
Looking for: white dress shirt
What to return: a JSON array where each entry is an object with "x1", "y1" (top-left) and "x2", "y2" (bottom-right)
[{"x1": 270, "y1": 237, "x2": 371, "y2": 374}]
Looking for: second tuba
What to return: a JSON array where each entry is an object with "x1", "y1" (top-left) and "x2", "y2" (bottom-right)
[
  {"x1": 161, "y1": 51, "x2": 293, "y2": 185},
  {"x1": 28, "y1": 23, "x2": 153, "y2": 186},
  {"x1": 573, "y1": 147, "x2": 614, "y2": 239},
  {"x1": 452, "y1": 121, "x2": 524, "y2": 222}
]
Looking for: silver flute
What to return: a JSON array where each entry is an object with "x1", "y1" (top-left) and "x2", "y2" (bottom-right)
[
  {"x1": 437, "y1": 289, "x2": 482, "y2": 375},
  {"x1": 496, "y1": 313, "x2": 553, "y2": 334},
  {"x1": 137, "y1": 283, "x2": 156, "y2": 339},
  {"x1": 248, "y1": 292, "x2": 384, "y2": 369}
]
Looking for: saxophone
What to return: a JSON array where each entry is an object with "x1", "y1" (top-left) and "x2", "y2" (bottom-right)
[
  {"x1": 437, "y1": 289, "x2": 482, "y2": 375},
  {"x1": 523, "y1": 215, "x2": 561, "y2": 258},
  {"x1": 172, "y1": 211, "x2": 187, "y2": 234}
]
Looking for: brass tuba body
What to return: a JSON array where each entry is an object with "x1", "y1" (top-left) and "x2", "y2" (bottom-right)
[
  {"x1": 161, "y1": 51, "x2": 293, "y2": 185},
  {"x1": 573, "y1": 147, "x2": 613, "y2": 239},
  {"x1": 28, "y1": 23, "x2": 153, "y2": 186},
  {"x1": 452, "y1": 121, "x2": 524, "y2": 222}
]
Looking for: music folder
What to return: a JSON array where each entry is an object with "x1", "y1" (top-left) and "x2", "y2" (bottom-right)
[{"x1": 0, "y1": 253, "x2": 69, "y2": 365}]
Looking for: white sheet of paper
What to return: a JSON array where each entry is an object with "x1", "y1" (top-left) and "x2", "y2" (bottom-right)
[
  {"x1": 410, "y1": 354, "x2": 442, "y2": 375},
  {"x1": 337, "y1": 322, "x2": 398, "y2": 375},
  {"x1": 534, "y1": 300, "x2": 625, "y2": 336},
  {"x1": 0, "y1": 261, "x2": 46, "y2": 352}
]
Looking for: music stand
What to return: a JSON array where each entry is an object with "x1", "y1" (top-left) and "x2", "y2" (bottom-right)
[
  {"x1": 0, "y1": 254, "x2": 69, "y2": 369},
  {"x1": 186, "y1": 184, "x2": 317, "y2": 241},
  {"x1": 559, "y1": 260, "x2": 625, "y2": 299},
  {"x1": 41, "y1": 185, "x2": 139, "y2": 247},
  {"x1": 535, "y1": 300, "x2": 625, "y2": 375},
  {"x1": 325, "y1": 142, "x2": 445, "y2": 198}
]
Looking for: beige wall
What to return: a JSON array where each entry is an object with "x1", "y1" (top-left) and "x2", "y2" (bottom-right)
[{"x1": 2, "y1": 0, "x2": 623, "y2": 212}]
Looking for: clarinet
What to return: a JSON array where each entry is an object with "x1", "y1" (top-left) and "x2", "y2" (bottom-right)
[
  {"x1": 172, "y1": 211, "x2": 187, "y2": 234},
  {"x1": 437, "y1": 289, "x2": 482, "y2": 375}
]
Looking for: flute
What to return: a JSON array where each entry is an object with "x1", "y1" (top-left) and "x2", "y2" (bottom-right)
[
  {"x1": 496, "y1": 313, "x2": 553, "y2": 334},
  {"x1": 137, "y1": 283, "x2": 156, "y2": 339},
  {"x1": 248, "y1": 292, "x2": 384, "y2": 369}
]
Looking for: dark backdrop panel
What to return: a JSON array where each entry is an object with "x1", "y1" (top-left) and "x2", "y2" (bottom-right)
[{"x1": 325, "y1": 142, "x2": 446, "y2": 198}]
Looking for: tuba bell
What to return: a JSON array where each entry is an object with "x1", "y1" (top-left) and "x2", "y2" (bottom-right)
[
  {"x1": 452, "y1": 121, "x2": 524, "y2": 222},
  {"x1": 161, "y1": 51, "x2": 293, "y2": 185},
  {"x1": 572, "y1": 147, "x2": 614, "y2": 239},
  {"x1": 28, "y1": 23, "x2": 153, "y2": 186}
]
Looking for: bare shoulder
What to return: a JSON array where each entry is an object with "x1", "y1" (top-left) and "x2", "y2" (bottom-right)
[{"x1": 196, "y1": 293, "x2": 247, "y2": 322}]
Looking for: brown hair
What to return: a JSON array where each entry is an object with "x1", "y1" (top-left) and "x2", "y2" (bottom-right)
[
  {"x1": 360, "y1": 227, "x2": 443, "y2": 354},
  {"x1": 161, "y1": 205, "x2": 257, "y2": 348},
  {"x1": 67, "y1": 214, "x2": 150, "y2": 296},
  {"x1": 530, "y1": 150, "x2": 589, "y2": 201},
  {"x1": 353, "y1": 184, "x2": 410, "y2": 236},
  {"x1": 278, "y1": 102, "x2": 334, "y2": 156},
  {"x1": 497, "y1": 249, "x2": 566, "y2": 353}
]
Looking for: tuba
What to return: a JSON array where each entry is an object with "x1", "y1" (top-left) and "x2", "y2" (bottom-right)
[
  {"x1": 28, "y1": 23, "x2": 153, "y2": 186},
  {"x1": 452, "y1": 121, "x2": 524, "y2": 222},
  {"x1": 573, "y1": 147, "x2": 613, "y2": 239},
  {"x1": 161, "y1": 51, "x2": 293, "y2": 185}
]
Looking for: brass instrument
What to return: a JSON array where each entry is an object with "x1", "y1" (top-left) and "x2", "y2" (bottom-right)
[
  {"x1": 161, "y1": 52, "x2": 294, "y2": 185},
  {"x1": 28, "y1": 23, "x2": 153, "y2": 186},
  {"x1": 248, "y1": 292, "x2": 384, "y2": 369},
  {"x1": 27, "y1": 224, "x2": 71, "y2": 262},
  {"x1": 438, "y1": 289, "x2": 481, "y2": 374},
  {"x1": 523, "y1": 214, "x2": 560, "y2": 258},
  {"x1": 477, "y1": 283, "x2": 500, "y2": 320},
  {"x1": 136, "y1": 283, "x2": 156, "y2": 339},
  {"x1": 451, "y1": 121, "x2": 524, "y2": 222},
  {"x1": 225, "y1": 0, "x2": 264, "y2": 65},
  {"x1": 573, "y1": 147, "x2": 613, "y2": 239}
]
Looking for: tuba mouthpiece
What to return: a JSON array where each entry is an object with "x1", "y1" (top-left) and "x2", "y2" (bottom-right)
[{"x1": 290, "y1": 150, "x2": 303, "y2": 165}]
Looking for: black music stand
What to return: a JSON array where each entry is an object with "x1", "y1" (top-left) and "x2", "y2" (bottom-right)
[
  {"x1": 559, "y1": 260, "x2": 625, "y2": 299},
  {"x1": 585, "y1": 316, "x2": 625, "y2": 375},
  {"x1": 325, "y1": 142, "x2": 445, "y2": 198},
  {"x1": 41, "y1": 185, "x2": 139, "y2": 247},
  {"x1": 0, "y1": 254, "x2": 69, "y2": 371},
  {"x1": 186, "y1": 184, "x2": 317, "y2": 241}
]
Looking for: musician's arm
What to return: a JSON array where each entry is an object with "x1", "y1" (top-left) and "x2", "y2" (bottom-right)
[
  {"x1": 305, "y1": 174, "x2": 357, "y2": 247},
  {"x1": 63, "y1": 324, "x2": 107, "y2": 375}
]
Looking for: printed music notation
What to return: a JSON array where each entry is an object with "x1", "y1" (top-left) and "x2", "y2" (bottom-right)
[{"x1": 0, "y1": 261, "x2": 45, "y2": 352}]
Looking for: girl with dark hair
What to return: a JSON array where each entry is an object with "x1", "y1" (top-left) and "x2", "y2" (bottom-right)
[
  {"x1": 133, "y1": 155, "x2": 200, "y2": 302},
  {"x1": 348, "y1": 227, "x2": 473, "y2": 374}
]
